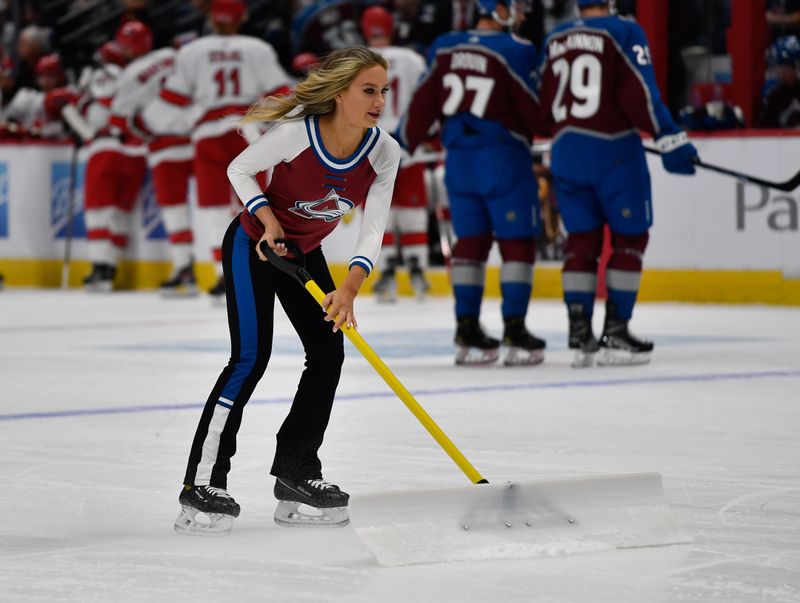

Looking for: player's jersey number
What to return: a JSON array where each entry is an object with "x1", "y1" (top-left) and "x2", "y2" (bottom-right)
[
  {"x1": 551, "y1": 54, "x2": 601, "y2": 122},
  {"x1": 442, "y1": 73, "x2": 496, "y2": 118},
  {"x1": 214, "y1": 67, "x2": 241, "y2": 97}
]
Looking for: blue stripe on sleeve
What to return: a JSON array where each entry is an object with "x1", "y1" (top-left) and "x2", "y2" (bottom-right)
[{"x1": 350, "y1": 258, "x2": 372, "y2": 276}]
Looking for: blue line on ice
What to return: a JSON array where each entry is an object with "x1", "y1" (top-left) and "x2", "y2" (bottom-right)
[{"x1": 2, "y1": 369, "x2": 798, "y2": 422}]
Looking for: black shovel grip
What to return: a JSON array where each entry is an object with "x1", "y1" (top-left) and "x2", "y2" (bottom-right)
[{"x1": 259, "y1": 239, "x2": 312, "y2": 286}]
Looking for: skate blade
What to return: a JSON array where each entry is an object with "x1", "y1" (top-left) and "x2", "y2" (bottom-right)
[
  {"x1": 160, "y1": 285, "x2": 200, "y2": 298},
  {"x1": 84, "y1": 283, "x2": 113, "y2": 293},
  {"x1": 570, "y1": 349, "x2": 596, "y2": 368},
  {"x1": 503, "y1": 347, "x2": 545, "y2": 366},
  {"x1": 209, "y1": 295, "x2": 227, "y2": 308},
  {"x1": 411, "y1": 282, "x2": 430, "y2": 302},
  {"x1": 173, "y1": 506, "x2": 234, "y2": 536},
  {"x1": 596, "y1": 348, "x2": 651, "y2": 366},
  {"x1": 375, "y1": 293, "x2": 397, "y2": 304},
  {"x1": 274, "y1": 501, "x2": 349, "y2": 528},
  {"x1": 455, "y1": 346, "x2": 499, "y2": 366}
]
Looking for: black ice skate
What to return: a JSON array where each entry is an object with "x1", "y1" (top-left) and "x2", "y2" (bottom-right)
[
  {"x1": 83, "y1": 263, "x2": 116, "y2": 292},
  {"x1": 597, "y1": 303, "x2": 653, "y2": 366},
  {"x1": 373, "y1": 257, "x2": 397, "y2": 303},
  {"x1": 273, "y1": 477, "x2": 350, "y2": 528},
  {"x1": 208, "y1": 275, "x2": 226, "y2": 306},
  {"x1": 568, "y1": 304, "x2": 599, "y2": 368},
  {"x1": 455, "y1": 316, "x2": 500, "y2": 365},
  {"x1": 159, "y1": 263, "x2": 198, "y2": 298},
  {"x1": 502, "y1": 316, "x2": 546, "y2": 366},
  {"x1": 174, "y1": 485, "x2": 241, "y2": 536},
  {"x1": 408, "y1": 256, "x2": 430, "y2": 301}
]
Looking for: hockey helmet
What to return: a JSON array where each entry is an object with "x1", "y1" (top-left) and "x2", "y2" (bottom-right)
[
  {"x1": 35, "y1": 54, "x2": 64, "y2": 79},
  {"x1": 115, "y1": 21, "x2": 153, "y2": 58},
  {"x1": 768, "y1": 35, "x2": 800, "y2": 68},
  {"x1": 210, "y1": 0, "x2": 247, "y2": 25},
  {"x1": 474, "y1": 0, "x2": 515, "y2": 27},
  {"x1": 98, "y1": 41, "x2": 128, "y2": 67},
  {"x1": 361, "y1": 6, "x2": 394, "y2": 40},
  {"x1": 292, "y1": 52, "x2": 320, "y2": 74},
  {"x1": 576, "y1": 0, "x2": 609, "y2": 6},
  {"x1": 0, "y1": 57, "x2": 15, "y2": 78}
]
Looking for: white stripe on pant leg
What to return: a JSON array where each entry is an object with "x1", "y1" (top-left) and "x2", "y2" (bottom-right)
[
  {"x1": 606, "y1": 268, "x2": 642, "y2": 292},
  {"x1": 194, "y1": 403, "x2": 232, "y2": 486}
]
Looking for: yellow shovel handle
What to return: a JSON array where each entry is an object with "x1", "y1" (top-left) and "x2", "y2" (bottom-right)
[{"x1": 306, "y1": 280, "x2": 487, "y2": 484}]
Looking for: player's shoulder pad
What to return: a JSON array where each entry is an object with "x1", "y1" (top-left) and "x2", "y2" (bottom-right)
[
  {"x1": 430, "y1": 31, "x2": 471, "y2": 54},
  {"x1": 601, "y1": 14, "x2": 644, "y2": 42},
  {"x1": 548, "y1": 17, "x2": 583, "y2": 37},
  {"x1": 511, "y1": 33, "x2": 534, "y2": 47}
]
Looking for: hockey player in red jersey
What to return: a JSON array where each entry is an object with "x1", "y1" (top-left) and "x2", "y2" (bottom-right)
[
  {"x1": 113, "y1": 25, "x2": 200, "y2": 296},
  {"x1": 361, "y1": 6, "x2": 431, "y2": 302},
  {"x1": 3, "y1": 54, "x2": 71, "y2": 140},
  {"x1": 175, "y1": 47, "x2": 400, "y2": 535},
  {"x1": 48, "y1": 42, "x2": 141, "y2": 291},
  {"x1": 143, "y1": 0, "x2": 293, "y2": 303}
]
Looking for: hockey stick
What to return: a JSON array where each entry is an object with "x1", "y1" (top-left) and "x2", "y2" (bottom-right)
[
  {"x1": 260, "y1": 240, "x2": 487, "y2": 485},
  {"x1": 644, "y1": 146, "x2": 800, "y2": 192},
  {"x1": 61, "y1": 142, "x2": 79, "y2": 289}
]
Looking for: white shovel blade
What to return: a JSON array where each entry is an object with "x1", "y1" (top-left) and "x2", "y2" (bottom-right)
[{"x1": 350, "y1": 472, "x2": 692, "y2": 566}]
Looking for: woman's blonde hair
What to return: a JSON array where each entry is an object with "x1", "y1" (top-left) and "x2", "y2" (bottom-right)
[{"x1": 240, "y1": 47, "x2": 388, "y2": 124}]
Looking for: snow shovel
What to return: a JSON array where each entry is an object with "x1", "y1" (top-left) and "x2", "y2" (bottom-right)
[{"x1": 261, "y1": 241, "x2": 692, "y2": 566}]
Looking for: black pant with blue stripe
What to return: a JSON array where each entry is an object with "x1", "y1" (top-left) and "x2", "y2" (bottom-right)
[{"x1": 183, "y1": 215, "x2": 344, "y2": 489}]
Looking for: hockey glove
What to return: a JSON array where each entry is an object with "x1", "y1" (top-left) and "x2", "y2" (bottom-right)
[
  {"x1": 44, "y1": 88, "x2": 81, "y2": 120},
  {"x1": 655, "y1": 131, "x2": 698, "y2": 175}
]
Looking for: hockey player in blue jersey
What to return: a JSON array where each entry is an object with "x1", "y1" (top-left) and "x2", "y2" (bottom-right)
[
  {"x1": 537, "y1": 0, "x2": 699, "y2": 367},
  {"x1": 401, "y1": 0, "x2": 546, "y2": 366}
]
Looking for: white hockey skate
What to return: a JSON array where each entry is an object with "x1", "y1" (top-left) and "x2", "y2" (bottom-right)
[
  {"x1": 174, "y1": 485, "x2": 240, "y2": 537},
  {"x1": 273, "y1": 478, "x2": 350, "y2": 528}
]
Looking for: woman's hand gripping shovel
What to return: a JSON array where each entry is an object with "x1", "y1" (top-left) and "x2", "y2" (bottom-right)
[{"x1": 261, "y1": 240, "x2": 692, "y2": 566}]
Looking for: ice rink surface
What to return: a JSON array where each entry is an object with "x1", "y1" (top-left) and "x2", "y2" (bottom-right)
[{"x1": 1, "y1": 289, "x2": 799, "y2": 602}]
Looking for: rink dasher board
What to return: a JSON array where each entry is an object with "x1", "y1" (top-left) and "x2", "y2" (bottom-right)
[{"x1": 349, "y1": 472, "x2": 692, "y2": 567}]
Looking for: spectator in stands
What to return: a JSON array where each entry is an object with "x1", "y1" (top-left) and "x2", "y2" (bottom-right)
[
  {"x1": 758, "y1": 35, "x2": 800, "y2": 128},
  {"x1": 768, "y1": 0, "x2": 800, "y2": 38},
  {"x1": 291, "y1": 51, "x2": 320, "y2": 76},
  {"x1": 0, "y1": 5, "x2": 15, "y2": 58},
  {"x1": 14, "y1": 25, "x2": 48, "y2": 91},
  {"x1": 393, "y1": 0, "x2": 453, "y2": 53},
  {"x1": 0, "y1": 57, "x2": 16, "y2": 120},
  {"x1": 291, "y1": 0, "x2": 364, "y2": 57}
]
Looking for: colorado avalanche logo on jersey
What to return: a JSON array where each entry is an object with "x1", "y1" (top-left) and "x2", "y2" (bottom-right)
[{"x1": 289, "y1": 188, "x2": 355, "y2": 223}]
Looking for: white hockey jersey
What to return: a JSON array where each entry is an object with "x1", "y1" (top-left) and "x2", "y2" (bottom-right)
[
  {"x1": 372, "y1": 45, "x2": 426, "y2": 133},
  {"x1": 149, "y1": 34, "x2": 293, "y2": 142},
  {"x1": 84, "y1": 63, "x2": 120, "y2": 134},
  {"x1": 111, "y1": 47, "x2": 196, "y2": 138},
  {"x1": 3, "y1": 88, "x2": 45, "y2": 132}
]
